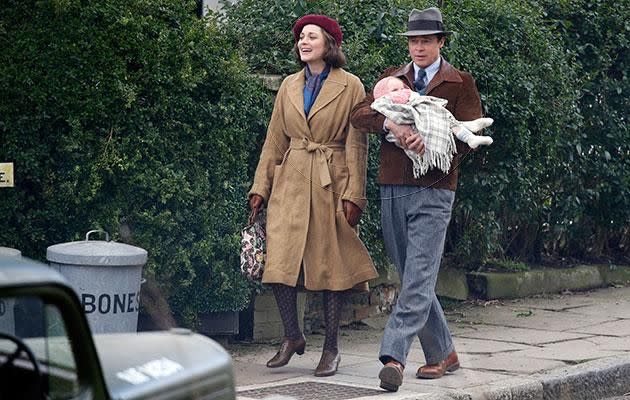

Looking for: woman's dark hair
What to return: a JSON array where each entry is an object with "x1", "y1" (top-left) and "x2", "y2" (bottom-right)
[{"x1": 293, "y1": 27, "x2": 346, "y2": 68}]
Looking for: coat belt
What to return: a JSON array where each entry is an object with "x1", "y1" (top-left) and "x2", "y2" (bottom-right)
[{"x1": 289, "y1": 138, "x2": 344, "y2": 188}]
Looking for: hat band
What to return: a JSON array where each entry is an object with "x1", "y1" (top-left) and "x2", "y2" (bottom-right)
[{"x1": 407, "y1": 20, "x2": 445, "y2": 32}]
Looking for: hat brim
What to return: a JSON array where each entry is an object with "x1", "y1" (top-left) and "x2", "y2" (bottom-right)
[{"x1": 398, "y1": 30, "x2": 453, "y2": 37}]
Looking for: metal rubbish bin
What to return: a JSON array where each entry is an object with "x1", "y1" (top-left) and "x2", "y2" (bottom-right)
[{"x1": 47, "y1": 230, "x2": 148, "y2": 334}]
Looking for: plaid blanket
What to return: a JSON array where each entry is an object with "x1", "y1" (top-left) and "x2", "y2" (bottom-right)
[{"x1": 371, "y1": 92, "x2": 457, "y2": 177}]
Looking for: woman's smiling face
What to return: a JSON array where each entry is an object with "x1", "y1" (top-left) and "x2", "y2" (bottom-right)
[{"x1": 298, "y1": 24, "x2": 327, "y2": 64}]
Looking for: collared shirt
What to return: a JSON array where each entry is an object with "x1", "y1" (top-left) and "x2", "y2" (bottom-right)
[
  {"x1": 413, "y1": 56, "x2": 441, "y2": 87},
  {"x1": 304, "y1": 64, "x2": 331, "y2": 116}
]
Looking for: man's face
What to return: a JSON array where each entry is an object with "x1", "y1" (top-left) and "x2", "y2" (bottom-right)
[{"x1": 408, "y1": 35, "x2": 444, "y2": 68}]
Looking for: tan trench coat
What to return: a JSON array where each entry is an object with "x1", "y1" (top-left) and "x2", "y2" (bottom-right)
[{"x1": 249, "y1": 67, "x2": 378, "y2": 291}]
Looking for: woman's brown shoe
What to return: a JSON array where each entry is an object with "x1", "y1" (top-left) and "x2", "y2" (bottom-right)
[
  {"x1": 266, "y1": 335, "x2": 306, "y2": 368},
  {"x1": 314, "y1": 350, "x2": 341, "y2": 377}
]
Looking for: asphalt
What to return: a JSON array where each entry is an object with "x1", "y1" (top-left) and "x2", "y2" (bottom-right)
[{"x1": 229, "y1": 285, "x2": 630, "y2": 400}]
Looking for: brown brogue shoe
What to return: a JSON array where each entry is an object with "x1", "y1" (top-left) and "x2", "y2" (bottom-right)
[
  {"x1": 314, "y1": 350, "x2": 341, "y2": 377},
  {"x1": 378, "y1": 361, "x2": 404, "y2": 392},
  {"x1": 416, "y1": 351, "x2": 460, "y2": 379},
  {"x1": 266, "y1": 335, "x2": 306, "y2": 368}
]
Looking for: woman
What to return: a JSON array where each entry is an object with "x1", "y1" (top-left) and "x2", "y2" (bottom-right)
[{"x1": 248, "y1": 14, "x2": 378, "y2": 377}]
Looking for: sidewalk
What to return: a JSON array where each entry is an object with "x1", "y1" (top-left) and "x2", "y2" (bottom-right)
[{"x1": 230, "y1": 285, "x2": 630, "y2": 400}]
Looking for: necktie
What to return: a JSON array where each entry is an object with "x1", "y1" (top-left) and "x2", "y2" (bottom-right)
[{"x1": 414, "y1": 68, "x2": 427, "y2": 95}]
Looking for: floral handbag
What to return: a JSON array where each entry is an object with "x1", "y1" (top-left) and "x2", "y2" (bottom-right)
[{"x1": 240, "y1": 211, "x2": 266, "y2": 280}]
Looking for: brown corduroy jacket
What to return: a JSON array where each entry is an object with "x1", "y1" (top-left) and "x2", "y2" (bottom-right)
[{"x1": 350, "y1": 58, "x2": 483, "y2": 192}]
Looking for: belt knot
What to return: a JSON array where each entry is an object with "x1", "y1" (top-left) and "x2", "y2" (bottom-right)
[
  {"x1": 304, "y1": 139, "x2": 320, "y2": 153},
  {"x1": 293, "y1": 138, "x2": 335, "y2": 188}
]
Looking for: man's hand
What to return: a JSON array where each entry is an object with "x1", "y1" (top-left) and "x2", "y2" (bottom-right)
[
  {"x1": 405, "y1": 132, "x2": 425, "y2": 155},
  {"x1": 385, "y1": 120, "x2": 425, "y2": 155},
  {"x1": 248, "y1": 194, "x2": 264, "y2": 224},
  {"x1": 342, "y1": 200, "x2": 362, "y2": 227}
]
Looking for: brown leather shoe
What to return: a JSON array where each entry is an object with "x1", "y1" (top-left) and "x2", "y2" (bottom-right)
[
  {"x1": 416, "y1": 351, "x2": 460, "y2": 379},
  {"x1": 314, "y1": 350, "x2": 341, "y2": 377},
  {"x1": 378, "y1": 361, "x2": 404, "y2": 392},
  {"x1": 266, "y1": 335, "x2": 306, "y2": 368}
]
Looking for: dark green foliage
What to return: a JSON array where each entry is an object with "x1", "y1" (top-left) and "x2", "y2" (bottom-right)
[
  {"x1": 442, "y1": 0, "x2": 582, "y2": 266},
  {"x1": 537, "y1": 0, "x2": 629, "y2": 261},
  {"x1": 0, "y1": 0, "x2": 272, "y2": 322}
]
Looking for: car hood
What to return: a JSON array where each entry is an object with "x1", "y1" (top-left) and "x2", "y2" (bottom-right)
[{"x1": 92, "y1": 330, "x2": 235, "y2": 400}]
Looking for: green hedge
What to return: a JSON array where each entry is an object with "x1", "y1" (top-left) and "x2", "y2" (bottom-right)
[
  {"x1": 441, "y1": 0, "x2": 582, "y2": 265},
  {"x1": 0, "y1": 0, "x2": 272, "y2": 324},
  {"x1": 539, "y1": 0, "x2": 629, "y2": 261}
]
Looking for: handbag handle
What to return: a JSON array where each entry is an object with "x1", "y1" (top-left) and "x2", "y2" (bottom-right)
[{"x1": 248, "y1": 208, "x2": 257, "y2": 225}]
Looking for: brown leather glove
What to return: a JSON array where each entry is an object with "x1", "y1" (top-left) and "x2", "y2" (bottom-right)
[
  {"x1": 342, "y1": 200, "x2": 362, "y2": 227},
  {"x1": 248, "y1": 194, "x2": 264, "y2": 224}
]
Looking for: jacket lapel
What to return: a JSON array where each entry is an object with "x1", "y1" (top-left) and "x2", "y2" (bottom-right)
[
  {"x1": 286, "y1": 69, "x2": 307, "y2": 122},
  {"x1": 393, "y1": 63, "x2": 415, "y2": 89},
  {"x1": 426, "y1": 58, "x2": 463, "y2": 94},
  {"x1": 307, "y1": 68, "x2": 347, "y2": 123}
]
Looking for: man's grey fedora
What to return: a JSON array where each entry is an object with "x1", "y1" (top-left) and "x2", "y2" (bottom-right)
[{"x1": 398, "y1": 7, "x2": 453, "y2": 37}]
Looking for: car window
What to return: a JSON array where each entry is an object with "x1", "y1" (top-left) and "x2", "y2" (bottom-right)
[{"x1": 0, "y1": 295, "x2": 80, "y2": 400}]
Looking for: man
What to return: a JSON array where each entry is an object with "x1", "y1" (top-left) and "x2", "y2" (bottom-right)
[{"x1": 350, "y1": 7, "x2": 486, "y2": 392}]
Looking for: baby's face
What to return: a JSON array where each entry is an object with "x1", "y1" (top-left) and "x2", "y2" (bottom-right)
[{"x1": 387, "y1": 79, "x2": 407, "y2": 93}]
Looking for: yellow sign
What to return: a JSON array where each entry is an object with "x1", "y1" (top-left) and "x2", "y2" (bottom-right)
[{"x1": 0, "y1": 163, "x2": 14, "y2": 187}]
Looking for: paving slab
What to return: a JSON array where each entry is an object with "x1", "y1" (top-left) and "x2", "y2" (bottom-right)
[
  {"x1": 456, "y1": 325, "x2": 591, "y2": 345},
  {"x1": 452, "y1": 304, "x2": 614, "y2": 332},
  {"x1": 570, "y1": 319, "x2": 630, "y2": 337},
  {"x1": 335, "y1": 342, "x2": 381, "y2": 359},
  {"x1": 586, "y1": 336, "x2": 630, "y2": 352},
  {"x1": 463, "y1": 353, "x2": 566, "y2": 374},
  {"x1": 508, "y1": 294, "x2": 597, "y2": 311},
  {"x1": 451, "y1": 337, "x2": 534, "y2": 354},
  {"x1": 508, "y1": 338, "x2": 622, "y2": 362},
  {"x1": 572, "y1": 302, "x2": 630, "y2": 319}
]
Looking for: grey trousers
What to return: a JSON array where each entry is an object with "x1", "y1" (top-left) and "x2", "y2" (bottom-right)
[{"x1": 379, "y1": 185, "x2": 455, "y2": 366}]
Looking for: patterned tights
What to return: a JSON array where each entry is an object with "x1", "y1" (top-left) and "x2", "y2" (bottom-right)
[
  {"x1": 272, "y1": 283, "x2": 301, "y2": 340},
  {"x1": 322, "y1": 290, "x2": 344, "y2": 353},
  {"x1": 271, "y1": 284, "x2": 345, "y2": 353}
]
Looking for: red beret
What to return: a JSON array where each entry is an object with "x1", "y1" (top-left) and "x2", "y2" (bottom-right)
[{"x1": 292, "y1": 14, "x2": 343, "y2": 46}]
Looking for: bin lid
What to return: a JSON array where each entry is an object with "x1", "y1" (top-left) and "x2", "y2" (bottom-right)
[
  {"x1": 46, "y1": 231, "x2": 147, "y2": 266},
  {"x1": 0, "y1": 247, "x2": 21, "y2": 257}
]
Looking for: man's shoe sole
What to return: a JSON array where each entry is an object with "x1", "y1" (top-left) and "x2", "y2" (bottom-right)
[{"x1": 379, "y1": 365, "x2": 403, "y2": 392}]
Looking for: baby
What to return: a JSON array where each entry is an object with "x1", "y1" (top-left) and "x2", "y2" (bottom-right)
[{"x1": 371, "y1": 76, "x2": 493, "y2": 177}]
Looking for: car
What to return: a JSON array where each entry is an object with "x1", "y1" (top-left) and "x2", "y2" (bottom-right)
[{"x1": 0, "y1": 254, "x2": 236, "y2": 400}]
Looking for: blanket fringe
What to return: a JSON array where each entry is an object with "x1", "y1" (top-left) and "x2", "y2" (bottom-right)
[{"x1": 409, "y1": 148, "x2": 454, "y2": 178}]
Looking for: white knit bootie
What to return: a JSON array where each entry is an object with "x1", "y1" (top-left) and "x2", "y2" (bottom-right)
[{"x1": 462, "y1": 117, "x2": 494, "y2": 133}]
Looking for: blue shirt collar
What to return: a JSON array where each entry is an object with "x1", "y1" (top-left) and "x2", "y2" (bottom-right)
[{"x1": 413, "y1": 56, "x2": 441, "y2": 85}]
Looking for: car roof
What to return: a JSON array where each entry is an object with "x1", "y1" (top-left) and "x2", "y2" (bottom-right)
[{"x1": 0, "y1": 255, "x2": 69, "y2": 290}]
